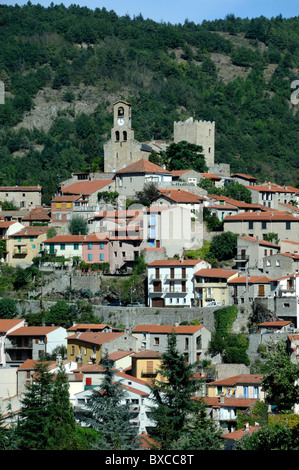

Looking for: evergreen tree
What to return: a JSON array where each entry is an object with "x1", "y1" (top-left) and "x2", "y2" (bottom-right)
[
  {"x1": 149, "y1": 333, "x2": 200, "y2": 449},
  {"x1": 81, "y1": 356, "x2": 140, "y2": 450},
  {"x1": 15, "y1": 362, "x2": 53, "y2": 450},
  {"x1": 45, "y1": 363, "x2": 78, "y2": 450}
]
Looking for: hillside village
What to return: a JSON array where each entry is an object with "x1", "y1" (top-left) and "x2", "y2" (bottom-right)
[{"x1": 1, "y1": 99, "x2": 299, "y2": 449}]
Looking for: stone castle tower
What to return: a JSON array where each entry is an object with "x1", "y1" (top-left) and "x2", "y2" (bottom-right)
[
  {"x1": 103, "y1": 100, "x2": 151, "y2": 173},
  {"x1": 173, "y1": 117, "x2": 215, "y2": 169}
]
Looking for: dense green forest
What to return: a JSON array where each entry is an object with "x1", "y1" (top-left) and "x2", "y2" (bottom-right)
[{"x1": 0, "y1": 3, "x2": 299, "y2": 203}]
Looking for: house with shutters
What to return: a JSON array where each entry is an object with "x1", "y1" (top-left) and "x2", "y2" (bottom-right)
[
  {"x1": 204, "y1": 374, "x2": 265, "y2": 435},
  {"x1": 6, "y1": 225, "x2": 49, "y2": 267},
  {"x1": 234, "y1": 235, "x2": 280, "y2": 275},
  {"x1": 147, "y1": 258, "x2": 211, "y2": 308},
  {"x1": 131, "y1": 324, "x2": 211, "y2": 364},
  {"x1": 67, "y1": 331, "x2": 138, "y2": 366},
  {"x1": 0, "y1": 319, "x2": 25, "y2": 367},
  {"x1": 51, "y1": 195, "x2": 81, "y2": 226},
  {"x1": 5, "y1": 325, "x2": 67, "y2": 367},
  {"x1": 194, "y1": 268, "x2": 239, "y2": 307},
  {"x1": 228, "y1": 275, "x2": 273, "y2": 305},
  {"x1": 223, "y1": 210, "x2": 299, "y2": 243},
  {"x1": 114, "y1": 158, "x2": 172, "y2": 198}
]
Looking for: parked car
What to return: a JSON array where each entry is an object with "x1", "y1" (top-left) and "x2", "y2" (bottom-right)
[
  {"x1": 108, "y1": 300, "x2": 122, "y2": 306},
  {"x1": 204, "y1": 301, "x2": 221, "y2": 307},
  {"x1": 126, "y1": 302, "x2": 143, "y2": 307}
]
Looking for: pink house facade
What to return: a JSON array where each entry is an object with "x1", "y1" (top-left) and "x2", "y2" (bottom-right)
[{"x1": 82, "y1": 234, "x2": 109, "y2": 264}]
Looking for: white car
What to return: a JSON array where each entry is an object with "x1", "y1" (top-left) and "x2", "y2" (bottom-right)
[{"x1": 204, "y1": 301, "x2": 221, "y2": 307}]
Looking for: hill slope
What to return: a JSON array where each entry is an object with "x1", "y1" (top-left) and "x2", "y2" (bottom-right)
[{"x1": 0, "y1": 4, "x2": 298, "y2": 203}]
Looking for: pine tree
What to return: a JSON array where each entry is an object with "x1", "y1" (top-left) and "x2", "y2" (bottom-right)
[
  {"x1": 149, "y1": 333, "x2": 200, "y2": 449},
  {"x1": 16, "y1": 362, "x2": 53, "y2": 450},
  {"x1": 45, "y1": 363, "x2": 78, "y2": 450},
  {"x1": 81, "y1": 356, "x2": 140, "y2": 450}
]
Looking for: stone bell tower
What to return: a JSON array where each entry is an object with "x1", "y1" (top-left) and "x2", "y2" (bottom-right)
[{"x1": 104, "y1": 100, "x2": 149, "y2": 173}]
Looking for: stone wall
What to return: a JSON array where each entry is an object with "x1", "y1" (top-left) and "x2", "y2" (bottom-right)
[{"x1": 14, "y1": 299, "x2": 253, "y2": 335}]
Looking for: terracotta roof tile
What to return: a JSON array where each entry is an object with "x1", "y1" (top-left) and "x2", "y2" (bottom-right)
[
  {"x1": 132, "y1": 324, "x2": 203, "y2": 334},
  {"x1": 67, "y1": 331, "x2": 125, "y2": 345},
  {"x1": 155, "y1": 188, "x2": 204, "y2": 203},
  {"x1": 194, "y1": 268, "x2": 238, "y2": 278},
  {"x1": 7, "y1": 326, "x2": 60, "y2": 336},
  {"x1": 0, "y1": 319, "x2": 24, "y2": 333},
  {"x1": 148, "y1": 259, "x2": 204, "y2": 266},
  {"x1": 224, "y1": 211, "x2": 298, "y2": 221},
  {"x1": 115, "y1": 159, "x2": 171, "y2": 174},
  {"x1": 61, "y1": 180, "x2": 114, "y2": 195}
]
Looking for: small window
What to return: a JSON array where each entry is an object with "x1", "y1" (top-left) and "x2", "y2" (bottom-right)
[
  {"x1": 74, "y1": 244, "x2": 79, "y2": 250},
  {"x1": 88, "y1": 243, "x2": 92, "y2": 250},
  {"x1": 154, "y1": 337, "x2": 159, "y2": 345},
  {"x1": 100, "y1": 253, "x2": 104, "y2": 261},
  {"x1": 56, "y1": 203, "x2": 61, "y2": 208},
  {"x1": 286, "y1": 221, "x2": 291, "y2": 230},
  {"x1": 100, "y1": 242, "x2": 104, "y2": 249},
  {"x1": 88, "y1": 253, "x2": 92, "y2": 261},
  {"x1": 60, "y1": 244, "x2": 65, "y2": 250}
]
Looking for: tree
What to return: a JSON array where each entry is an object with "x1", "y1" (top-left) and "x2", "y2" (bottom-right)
[
  {"x1": 162, "y1": 141, "x2": 208, "y2": 172},
  {"x1": 234, "y1": 423, "x2": 299, "y2": 450},
  {"x1": 0, "y1": 298, "x2": 17, "y2": 319},
  {"x1": 81, "y1": 355, "x2": 140, "y2": 450},
  {"x1": 209, "y1": 231, "x2": 238, "y2": 261},
  {"x1": 135, "y1": 182, "x2": 159, "y2": 207},
  {"x1": 68, "y1": 215, "x2": 88, "y2": 235},
  {"x1": 44, "y1": 300, "x2": 73, "y2": 329},
  {"x1": 45, "y1": 363, "x2": 79, "y2": 450},
  {"x1": 150, "y1": 333, "x2": 200, "y2": 449},
  {"x1": 16, "y1": 362, "x2": 54, "y2": 450},
  {"x1": 261, "y1": 340, "x2": 299, "y2": 412}
]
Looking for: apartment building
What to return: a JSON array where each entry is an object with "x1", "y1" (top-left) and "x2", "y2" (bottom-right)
[{"x1": 147, "y1": 258, "x2": 211, "y2": 308}]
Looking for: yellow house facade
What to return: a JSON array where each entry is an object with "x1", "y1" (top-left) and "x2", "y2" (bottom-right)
[
  {"x1": 130, "y1": 350, "x2": 163, "y2": 385},
  {"x1": 67, "y1": 331, "x2": 137, "y2": 366},
  {"x1": 7, "y1": 226, "x2": 49, "y2": 267},
  {"x1": 194, "y1": 268, "x2": 239, "y2": 307}
]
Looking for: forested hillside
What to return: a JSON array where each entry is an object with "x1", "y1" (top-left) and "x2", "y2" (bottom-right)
[{"x1": 0, "y1": 4, "x2": 299, "y2": 203}]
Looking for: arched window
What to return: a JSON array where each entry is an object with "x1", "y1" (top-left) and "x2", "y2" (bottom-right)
[
  {"x1": 115, "y1": 131, "x2": 119, "y2": 141},
  {"x1": 123, "y1": 131, "x2": 127, "y2": 141},
  {"x1": 118, "y1": 107, "x2": 124, "y2": 117}
]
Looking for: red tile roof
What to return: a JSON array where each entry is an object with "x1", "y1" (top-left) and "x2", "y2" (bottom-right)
[
  {"x1": 259, "y1": 321, "x2": 291, "y2": 327},
  {"x1": 67, "y1": 331, "x2": 126, "y2": 345},
  {"x1": 45, "y1": 235, "x2": 87, "y2": 243},
  {"x1": 12, "y1": 226, "x2": 49, "y2": 237},
  {"x1": 148, "y1": 259, "x2": 204, "y2": 266},
  {"x1": 51, "y1": 195, "x2": 81, "y2": 202},
  {"x1": 67, "y1": 323, "x2": 112, "y2": 332},
  {"x1": 61, "y1": 180, "x2": 114, "y2": 195},
  {"x1": 228, "y1": 275, "x2": 272, "y2": 284},
  {"x1": 0, "y1": 186, "x2": 41, "y2": 192},
  {"x1": 224, "y1": 211, "x2": 298, "y2": 221},
  {"x1": 116, "y1": 158, "x2": 171, "y2": 174},
  {"x1": 194, "y1": 268, "x2": 238, "y2": 278},
  {"x1": 221, "y1": 425, "x2": 261, "y2": 440},
  {"x1": 7, "y1": 326, "x2": 60, "y2": 336},
  {"x1": 231, "y1": 173, "x2": 257, "y2": 180},
  {"x1": 131, "y1": 350, "x2": 163, "y2": 358},
  {"x1": 156, "y1": 188, "x2": 204, "y2": 203},
  {"x1": 0, "y1": 319, "x2": 24, "y2": 333},
  {"x1": 238, "y1": 235, "x2": 280, "y2": 248},
  {"x1": 132, "y1": 325, "x2": 203, "y2": 334},
  {"x1": 208, "y1": 374, "x2": 263, "y2": 386}
]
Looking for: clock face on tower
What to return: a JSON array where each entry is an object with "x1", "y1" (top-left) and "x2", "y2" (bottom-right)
[{"x1": 117, "y1": 118, "x2": 124, "y2": 126}]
